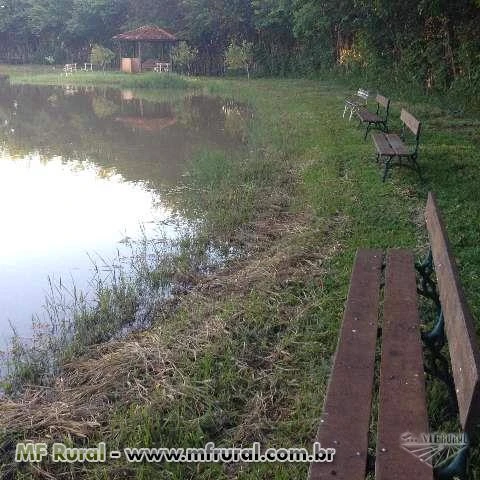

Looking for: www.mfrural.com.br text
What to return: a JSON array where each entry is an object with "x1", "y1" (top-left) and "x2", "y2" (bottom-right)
[{"x1": 15, "y1": 442, "x2": 335, "y2": 464}]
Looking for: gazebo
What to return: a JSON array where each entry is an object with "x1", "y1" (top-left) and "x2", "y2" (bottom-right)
[{"x1": 113, "y1": 25, "x2": 178, "y2": 74}]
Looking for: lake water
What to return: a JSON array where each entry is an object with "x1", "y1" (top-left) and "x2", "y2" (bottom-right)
[{"x1": 0, "y1": 81, "x2": 245, "y2": 348}]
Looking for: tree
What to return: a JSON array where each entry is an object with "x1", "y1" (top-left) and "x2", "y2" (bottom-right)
[
  {"x1": 89, "y1": 44, "x2": 115, "y2": 71},
  {"x1": 252, "y1": 0, "x2": 296, "y2": 75},
  {"x1": 225, "y1": 40, "x2": 253, "y2": 79},
  {"x1": 67, "y1": 0, "x2": 128, "y2": 44},
  {"x1": 171, "y1": 41, "x2": 198, "y2": 75}
]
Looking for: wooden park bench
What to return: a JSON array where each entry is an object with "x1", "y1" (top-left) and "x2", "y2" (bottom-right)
[
  {"x1": 343, "y1": 88, "x2": 369, "y2": 121},
  {"x1": 141, "y1": 59, "x2": 158, "y2": 71},
  {"x1": 309, "y1": 192, "x2": 480, "y2": 480},
  {"x1": 63, "y1": 63, "x2": 77, "y2": 76},
  {"x1": 372, "y1": 108, "x2": 422, "y2": 182},
  {"x1": 356, "y1": 94, "x2": 390, "y2": 140},
  {"x1": 154, "y1": 62, "x2": 171, "y2": 73},
  {"x1": 142, "y1": 59, "x2": 171, "y2": 72}
]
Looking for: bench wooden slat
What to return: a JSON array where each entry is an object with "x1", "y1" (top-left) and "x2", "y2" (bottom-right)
[
  {"x1": 372, "y1": 133, "x2": 395, "y2": 156},
  {"x1": 425, "y1": 192, "x2": 480, "y2": 433},
  {"x1": 310, "y1": 249, "x2": 383, "y2": 480},
  {"x1": 357, "y1": 108, "x2": 380, "y2": 123},
  {"x1": 401, "y1": 109, "x2": 420, "y2": 136},
  {"x1": 376, "y1": 250, "x2": 433, "y2": 480},
  {"x1": 385, "y1": 133, "x2": 409, "y2": 156}
]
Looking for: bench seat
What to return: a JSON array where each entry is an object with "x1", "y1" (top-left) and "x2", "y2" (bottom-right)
[
  {"x1": 385, "y1": 134, "x2": 410, "y2": 156},
  {"x1": 372, "y1": 133, "x2": 410, "y2": 157},
  {"x1": 357, "y1": 108, "x2": 381, "y2": 123},
  {"x1": 309, "y1": 193, "x2": 480, "y2": 480},
  {"x1": 310, "y1": 249, "x2": 432, "y2": 479},
  {"x1": 372, "y1": 132, "x2": 395, "y2": 157}
]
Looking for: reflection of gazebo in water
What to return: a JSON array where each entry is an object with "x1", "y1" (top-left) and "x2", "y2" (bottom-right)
[
  {"x1": 115, "y1": 91, "x2": 177, "y2": 132},
  {"x1": 115, "y1": 116, "x2": 177, "y2": 132},
  {"x1": 112, "y1": 25, "x2": 178, "y2": 74}
]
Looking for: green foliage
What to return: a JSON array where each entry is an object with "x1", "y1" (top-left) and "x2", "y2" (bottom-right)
[
  {"x1": 225, "y1": 40, "x2": 253, "y2": 79},
  {"x1": 91, "y1": 96, "x2": 118, "y2": 118},
  {"x1": 89, "y1": 44, "x2": 115, "y2": 70},
  {"x1": 171, "y1": 41, "x2": 198, "y2": 75},
  {"x1": 0, "y1": 0, "x2": 478, "y2": 103}
]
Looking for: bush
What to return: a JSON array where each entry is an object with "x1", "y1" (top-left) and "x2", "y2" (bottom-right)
[
  {"x1": 90, "y1": 44, "x2": 115, "y2": 71},
  {"x1": 171, "y1": 41, "x2": 198, "y2": 75},
  {"x1": 225, "y1": 41, "x2": 253, "y2": 79}
]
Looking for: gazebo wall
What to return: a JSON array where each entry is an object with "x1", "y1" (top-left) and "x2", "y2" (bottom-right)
[{"x1": 121, "y1": 57, "x2": 141, "y2": 74}]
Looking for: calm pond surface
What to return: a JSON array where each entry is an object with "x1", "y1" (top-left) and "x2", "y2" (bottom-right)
[{"x1": 0, "y1": 81, "x2": 246, "y2": 347}]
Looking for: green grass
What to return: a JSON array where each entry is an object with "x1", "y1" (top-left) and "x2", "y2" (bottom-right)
[
  {"x1": 1, "y1": 67, "x2": 480, "y2": 478},
  {"x1": 0, "y1": 65, "x2": 191, "y2": 90}
]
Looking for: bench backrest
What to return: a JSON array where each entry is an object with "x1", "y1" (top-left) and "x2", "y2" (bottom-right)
[
  {"x1": 401, "y1": 109, "x2": 420, "y2": 137},
  {"x1": 376, "y1": 94, "x2": 390, "y2": 109},
  {"x1": 357, "y1": 88, "x2": 369, "y2": 100},
  {"x1": 375, "y1": 94, "x2": 390, "y2": 121},
  {"x1": 400, "y1": 109, "x2": 421, "y2": 156},
  {"x1": 425, "y1": 192, "x2": 480, "y2": 434}
]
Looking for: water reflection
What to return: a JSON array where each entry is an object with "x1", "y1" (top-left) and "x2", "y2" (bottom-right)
[
  {"x1": 0, "y1": 82, "x2": 249, "y2": 345},
  {"x1": 0, "y1": 151, "x2": 172, "y2": 344},
  {"x1": 0, "y1": 83, "x2": 248, "y2": 188}
]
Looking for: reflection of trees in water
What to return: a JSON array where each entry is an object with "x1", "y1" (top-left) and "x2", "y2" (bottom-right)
[
  {"x1": 92, "y1": 97, "x2": 119, "y2": 119},
  {"x1": 0, "y1": 84, "x2": 250, "y2": 189},
  {"x1": 222, "y1": 100, "x2": 253, "y2": 144}
]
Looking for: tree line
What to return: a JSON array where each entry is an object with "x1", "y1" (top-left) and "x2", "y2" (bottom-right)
[{"x1": 0, "y1": 0, "x2": 479, "y2": 95}]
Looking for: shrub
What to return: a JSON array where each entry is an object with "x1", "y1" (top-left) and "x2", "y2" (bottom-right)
[{"x1": 90, "y1": 44, "x2": 115, "y2": 71}]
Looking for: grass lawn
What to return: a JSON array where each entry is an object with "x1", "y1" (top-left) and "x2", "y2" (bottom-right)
[{"x1": 0, "y1": 66, "x2": 479, "y2": 479}]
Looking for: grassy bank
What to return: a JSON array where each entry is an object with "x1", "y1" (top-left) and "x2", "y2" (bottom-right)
[
  {"x1": 0, "y1": 65, "x2": 192, "y2": 90},
  {"x1": 0, "y1": 66, "x2": 479, "y2": 478}
]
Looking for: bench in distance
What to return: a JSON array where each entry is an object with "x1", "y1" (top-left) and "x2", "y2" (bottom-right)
[
  {"x1": 372, "y1": 108, "x2": 422, "y2": 182},
  {"x1": 356, "y1": 94, "x2": 390, "y2": 140}
]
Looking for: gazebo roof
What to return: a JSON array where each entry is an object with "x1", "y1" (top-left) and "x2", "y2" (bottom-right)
[{"x1": 113, "y1": 25, "x2": 177, "y2": 42}]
